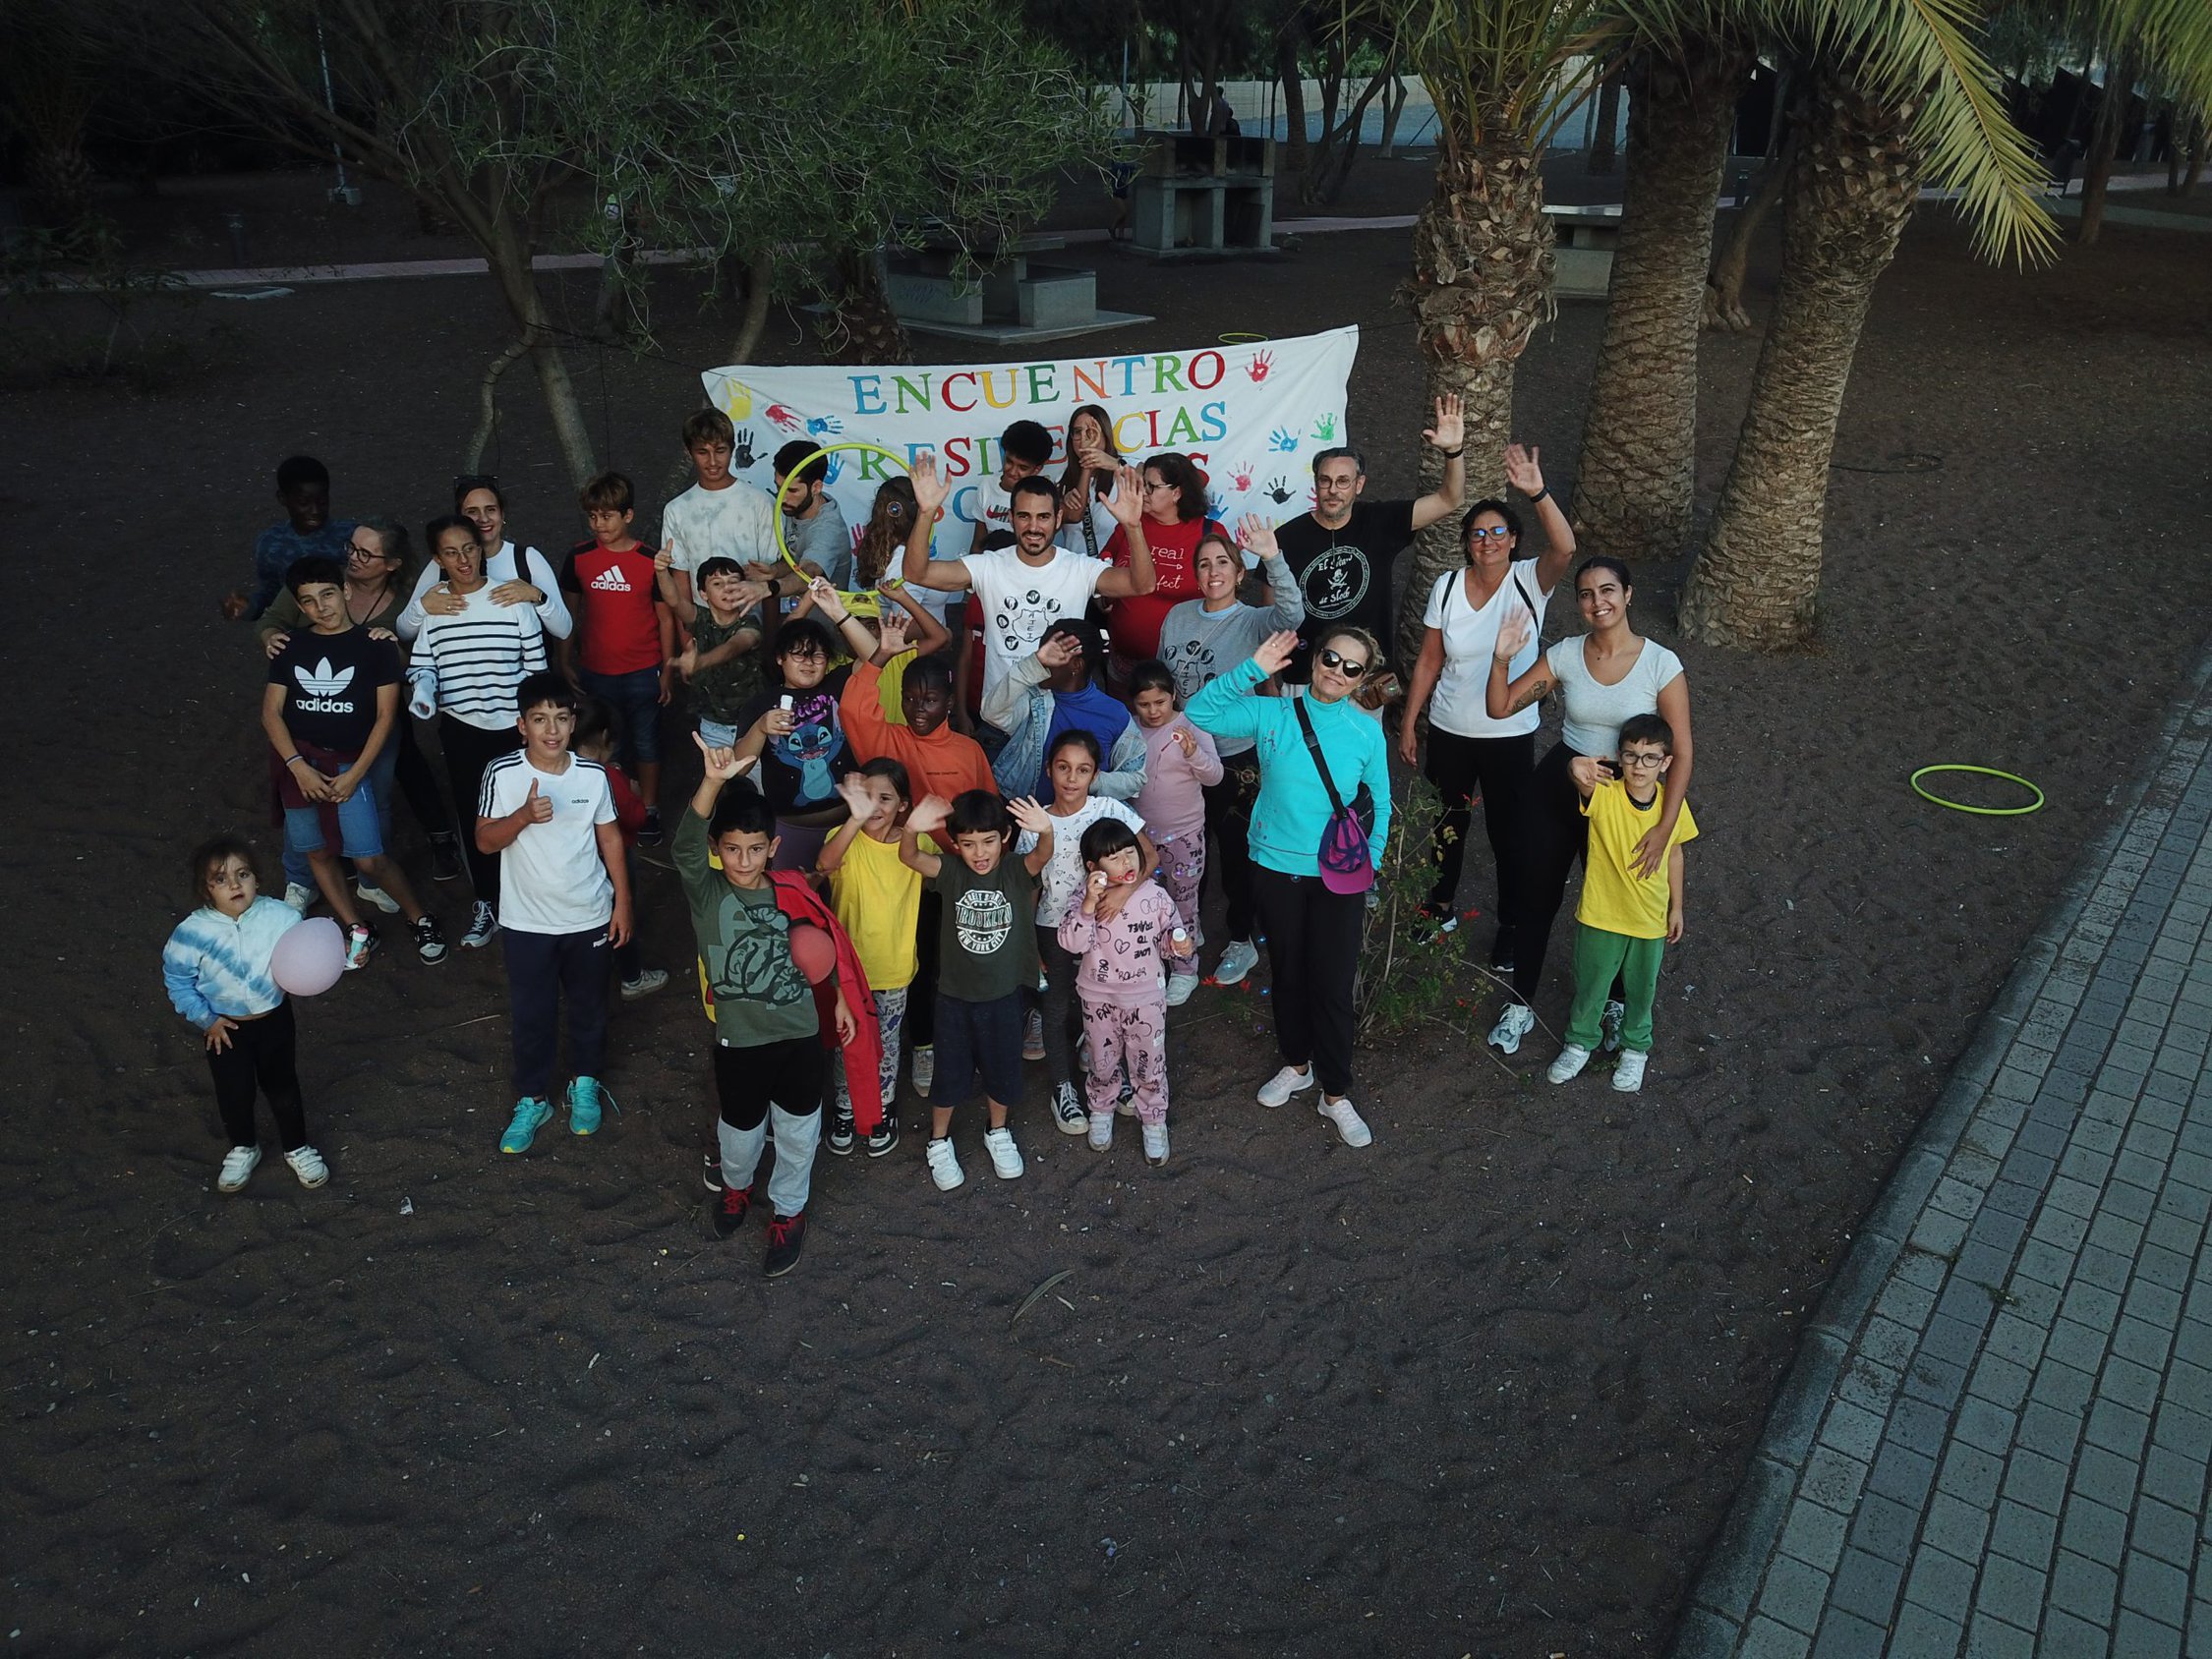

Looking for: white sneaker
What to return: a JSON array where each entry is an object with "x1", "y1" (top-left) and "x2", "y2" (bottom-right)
[
  {"x1": 924, "y1": 1136, "x2": 964, "y2": 1191},
  {"x1": 1318, "y1": 1097, "x2": 1372, "y2": 1148},
  {"x1": 1052, "y1": 1081, "x2": 1087, "y2": 1136},
  {"x1": 910, "y1": 1045, "x2": 935, "y2": 1098},
  {"x1": 354, "y1": 881, "x2": 400, "y2": 914},
  {"x1": 284, "y1": 1145, "x2": 330, "y2": 1188},
  {"x1": 1142, "y1": 1121, "x2": 1170, "y2": 1166},
  {"x1": 1165, "y1": 971, "x2": 1200, "y2": 1007},
  {"x1": 620, "y1": 968, "x2": 669, "y2": 1001},
  {"x1": 1256, "y1": 1064, "x2": 1316, "y2": 1109},
  {"x1": 1487, "y1": 1001, "x2": 1536, "y2": 1055},
  {"x1": 1612, "y1": 1051, "x2": 1649, "y2": 1092},
  {"x1": 1547, "y1": 1044, "x2": 1592, "y2": 1085},
  {"x1": 983, "y1": 1126, "x2": 1024, "y2": 1178},
  {"x1": 1601, "y1": 1000, "x2": 1626, "y2": 1053},
  {"x1": 217, "y1": 1145, "x2": 261, "y2": 1192},
  {"x1": 1088, "y1": 1112, "x2": 1114, "y2": 1151},
  {"x1": 1213, "y1": 939, "x2": 1259, "y2": 986},
  {"x1": 461, "y1": 900, "x2": 498, "y2": 949},
  {"x1": 282, "y1": 883, "x2": 315, "y2": 915}
]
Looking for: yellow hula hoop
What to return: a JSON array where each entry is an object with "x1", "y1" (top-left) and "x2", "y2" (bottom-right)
[
  {"x1": 1909, "y1": 765, "x2": 2045, "y2": 817},
  {"x1": 1218, "y1": 331, "x2": 1269, "y2": 345},
  {"x1": 775, "y1": 442, "x2": 912, "y2": 617}
]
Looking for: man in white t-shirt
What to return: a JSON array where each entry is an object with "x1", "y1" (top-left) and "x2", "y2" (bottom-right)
[
  {"x1": 660, "y1": 409, "x2": 778, "y2": 616},
  {"x1": 902, "y1": 452, "x2": 1155, "y2": 746},
  {"x1": 1395, "y1": 442, "x2": 1575, "y2": 967}
]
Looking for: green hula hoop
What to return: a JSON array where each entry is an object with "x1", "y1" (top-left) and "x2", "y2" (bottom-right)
[
  {"x1": 1218, "y1": 331, "x2": 1269, "y2": 345},
  {"x1": 774, "y1": 441, "x2": 911, "y2": 616},
  {"x1": 1909, "y1": 764, "x2": 2045, "y2": 817}
]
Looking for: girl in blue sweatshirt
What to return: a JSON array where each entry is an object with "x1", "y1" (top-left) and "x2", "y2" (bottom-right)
[{"x1": 161, "y1": 836, "x2": 329, "y2": 1193}]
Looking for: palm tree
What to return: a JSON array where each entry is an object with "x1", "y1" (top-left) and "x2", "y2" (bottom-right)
[{"x1": 1386, "y1": 0, "x2": 1622, "y2": 667}]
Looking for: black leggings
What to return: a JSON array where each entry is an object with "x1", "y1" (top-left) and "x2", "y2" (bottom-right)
[
  {"x1": 714, "y1": 1035, "x2": 826, "y2": 1130},
  {"x1": 1200, "y1": 754, "x2": 1262, "y2": 944},
  {"x1": 206, "y1": 1001, "x2": 307, "y2": 1150},
  {"x1": 1252, "y1": 865, "x2": 1364, "y2": 1097},
  {"x1": 393, "y1": 717, "x2": 453, "y2": 841},
  {"x1": 1422, "y1": 727, "x2": 1534, "y2": 944},
  {"x1": 439, "y1": 715, "x2": 522, "y2": 905},
  {"x1": 909, "y1": 887, "x2": 942, "y2": 1049}
]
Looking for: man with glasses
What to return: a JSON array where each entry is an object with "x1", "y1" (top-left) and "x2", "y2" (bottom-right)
[
  {"x1": 1272, "y1": 395, "x2": 1466, "y2": 680},
  {"x1": 900, "y1": 452, "x2": 1156, "y2": 752}
]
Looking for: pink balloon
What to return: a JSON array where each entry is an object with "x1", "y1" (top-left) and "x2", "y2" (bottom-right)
[
  {"x1": 788, "y1": 923, "x2": 837, "y2": 986},
  {"x1": 269, "y1": 916, "x2": 346, "y2": 997}
]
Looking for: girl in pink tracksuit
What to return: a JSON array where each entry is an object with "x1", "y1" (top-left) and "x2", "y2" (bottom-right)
[
  {"x1": 1056, "y1": 815, "x2": 1189, "y2": 1168},
  {"x1": 1129, "y1": 658, "x2": 1220, "y2": 1008}
]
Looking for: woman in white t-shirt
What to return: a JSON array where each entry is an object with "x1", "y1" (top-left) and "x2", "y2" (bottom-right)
[
  {"x1": 1397, "y1": 444, "x2": 1575, "y2": 970},
  {"x1": 397, "y1": 474, "x2": 572, "y2": 642},
  {"x1": 1481, "y1": 554, "x2": 1693, "y2": 1054}
]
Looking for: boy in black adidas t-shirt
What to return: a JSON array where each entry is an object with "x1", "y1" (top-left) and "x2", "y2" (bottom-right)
[{"x1": 261, "y1": 556, "x2": 445, "y2": 967}]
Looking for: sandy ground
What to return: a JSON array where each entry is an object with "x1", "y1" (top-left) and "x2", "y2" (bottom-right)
[{"x1": 2, "y1": 163, "x2": 2209, "y2": 1656}]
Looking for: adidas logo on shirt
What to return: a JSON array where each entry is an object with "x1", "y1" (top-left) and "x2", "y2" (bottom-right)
[
  {"x1": 293, "y1": 658, "x2": 358, "y2": 713},
  {"x1": 588, "y1": 566, "x2": 634, "y2": 594}
]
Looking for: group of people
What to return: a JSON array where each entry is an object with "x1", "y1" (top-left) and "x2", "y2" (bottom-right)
[{"x1": 163, "y1": 394, "x2": 1699, "y2": 1278}]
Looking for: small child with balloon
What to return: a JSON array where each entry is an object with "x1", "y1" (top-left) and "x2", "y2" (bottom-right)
[
  {"x1": 680, "y1": 732, "x2": 875, "y2": 1279},
  {"x1": 161, "y1": 835, "x2": 338, "y2": 1194}
]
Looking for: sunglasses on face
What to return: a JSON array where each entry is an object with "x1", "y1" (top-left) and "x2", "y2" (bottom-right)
[
  {"x1": 1468, "y1": 526, "x2": 1512, "y2": 541},
  {"x1": 1317, "y1": 648, "x2": 1368, "y2": 678}
]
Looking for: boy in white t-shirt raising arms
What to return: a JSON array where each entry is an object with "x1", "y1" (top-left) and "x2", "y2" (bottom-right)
[
  {"x1": 901, "y1": 452, "x2": 1156, "y2": 751},
  {"x1": 476, "y1": 672, "x2": 633, "y2": 1154}
]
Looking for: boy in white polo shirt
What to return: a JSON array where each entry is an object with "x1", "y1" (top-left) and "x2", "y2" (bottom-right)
[{"x1": 476, "y1": 671, "x2": 634, "y2": 1153}]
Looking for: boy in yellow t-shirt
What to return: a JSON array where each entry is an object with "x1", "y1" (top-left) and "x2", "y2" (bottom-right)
[
  {"x1": 1546, "y1": 714, "x2": 1698, "y2": 1095},
  {"x1": 819, "y1": 759, "x2": 919, "y2": 1156}
]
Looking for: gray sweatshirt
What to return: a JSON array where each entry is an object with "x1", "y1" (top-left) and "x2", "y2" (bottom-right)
[{"x1": 1154, "y1": 552, "x2": 1305, "y2": 756}]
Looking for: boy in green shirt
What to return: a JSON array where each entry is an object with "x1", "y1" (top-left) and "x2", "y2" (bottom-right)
[{"x1": 677, "y1": 736, "x2": 863, "y2": 1277}]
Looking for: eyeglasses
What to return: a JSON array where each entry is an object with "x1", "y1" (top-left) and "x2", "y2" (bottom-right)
[
  {"x1": 347, "y1": 542, "x2": 386, "y2": 560},
  {"x1": 1317, "y1": 648, "x2": 1368, "y2": 678},
  {"x1": 1467, "y1": 526, "x2": 1513, "y2": 541},
  {"x1": 1617, "y1": 751, "x2": 1666, "y2": 768}
]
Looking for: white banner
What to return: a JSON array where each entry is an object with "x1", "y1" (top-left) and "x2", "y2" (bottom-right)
[{"x1": 698, "y1": 325, "x2": 1358, "y2": 543}]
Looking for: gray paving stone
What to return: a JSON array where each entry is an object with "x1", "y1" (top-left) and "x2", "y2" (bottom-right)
[
  {"x1": 1937, "y1": 1442, "x2": 2005, "y2": 1509},
  {"x1": 2049, "y1": 1549, "x2": 2120, "y2": 1627},
  {"x1": 1919, "y1": 1492, "x2": 1992, "y2": 1565},
  {"x1": 1807, "y1": 1607, "x2": 1887, "y2": 1659},
  {"x1": 1777, "y1": 1500, "x2": 1851, "y2": 1575},
  {"x1": 1798, "y1": 1446, "x2": 1872, "y2": 1515},
  {"x1": 1824, "y1": 1549, "x2": 1902, "y2": 1628},
  {"x1": 2070, "y1": 1444, "x2": 2142, "y2": 1513},
  {"x1": 2175, "y1": 1318, "x2": 2212, "y2": 1369},
  {"x1": 2110, "y1": 1609, "x2": 2182, "y2": 1659},
  {"x1": 2057, "y1": 1494, "x2": 2129, "y2": 1566},
  {"x1": 2127, "y1": 1496, "x2": 2197, "y2": 1570},
  {"x1": 2121, "y1": 1281, "x2": 2183, "y2": 1331},
  {"x1": 1890, "y1": 1600, "x2": 1965, "y2": 1658},
  {"x1": 2000, "y1": 1447, "x2": 2069, "y2": 1514},
  {"x1": 1969, "y1": 1353, "x2": 2032, "y2": 1410},
  {"x1": 2040, "y1": 1607, "x2": 2111, "y2": 1659},
  {"x1": 1902, "y1": 1352, "x2": 1971, "y2": 1410},
  {"x1": 2077, "y1": 1243, "x2": 2135, "y2": 1294},
  {"x1": 2048, "y1": 1317, "x2": 2113, "y2": 1372},
  {"x1": 2112, "y1": 1314, "x2": 2176, "y2": 1371},
  {"x1": 2150, "y1": 1399, "x2": 2212, "y2": 1460},
  {"x1": 2015, "y1": 1400, "x2": 2081, "y2": 1461},
  {"x1": 2082, "y1": 1397, "x2": 2151, "y2": 1458},
  {"x1": 1988, "y1": 1497, "x2": 2059, "y2": 1569},
  {"x1": 2136, "y1": 1443, "x2": 2206, "y2": 1510},
  {"x1": 1760, "y1": 1554, "x2": 1834, "y2": 1636},
  {"x1": 1818, "y1": 1400, "x2": 1886, "y2": 1465},
  {"x1": 1736, "y1": 1615, "x2": 1813, "y2": 1659},
  {"x1": 1866, "y1": 1440, "x2": 1938, "y2": 1508},
  {"x1": 1963, "y1": 1611, "x2": 2036, "y2": 1658},
  {"x1": 2030, "y1": 1358, "x2": 2095, "y2": 1416},
  {"x1": 1974, "y1": 1551, "x2": 2048, "y2": 1633},
  {"x1": 2099, "y1": 1353, "x2": 2163, "y2": 1414},
  {"x1": 1983, "y1": 1313, "x2": 2046, "y2": 1370},
  {"x1": 2120, "y1": 1550, "x2": 2190, "y2": 1630},
  {"x1": 1903, "y1": 1545, "x2": 1977, "y2": 1617},
  {"x1": 1845, "y1": 1491, "x2": 1917, "y2": 1565}
]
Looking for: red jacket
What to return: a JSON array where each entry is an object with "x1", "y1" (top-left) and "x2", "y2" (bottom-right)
[{"x1": 769, "y1": 872, "x2": 884, "y2": 1132}]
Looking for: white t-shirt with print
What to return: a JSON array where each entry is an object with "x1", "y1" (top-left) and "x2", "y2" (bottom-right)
[
  {"x1": 662, "y1": 482, "x2": 777, "y2": 577},
  {"x1": 1425, "y1": 557, "x2": 1552, "y2": 739},
  {"x1": 1546, "y1": 635, "x2": 1686, "y2": 757},
  {"x1": 478, "y1": 751, "x2": 617, "y2": 935},
  {"x1": 1016, "y1": 796, "x2": 1145, "y2": 927},
  {"x1": 961, "y1": 545, "x2": 1107, "y2": 712}
]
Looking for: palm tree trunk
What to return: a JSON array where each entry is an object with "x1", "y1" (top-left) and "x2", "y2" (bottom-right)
[
  {"x1": 1678, "y1": 69, "x2": 1917, "y2": 651},
  {"x1": 1586, "y1": 75, "x2": 1622, "y2": 174},
  {"x1": 1397, "y1": 142, "x2": 1552, "y2": 670},
  {"x1": 1572, "y1": 41, "x2": 1748, "y2": 568},
  {"x1": 2076, "y1": 40, "x2": 2143, "y2": 246},
  {"x1": 826, "y1": 247, "x2": 912, "y2": 365}
]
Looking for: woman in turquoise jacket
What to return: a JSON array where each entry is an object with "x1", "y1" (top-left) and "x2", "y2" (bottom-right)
[{"x1": 1188, "y1": 625, "x2": 1391, "y2": 1149}]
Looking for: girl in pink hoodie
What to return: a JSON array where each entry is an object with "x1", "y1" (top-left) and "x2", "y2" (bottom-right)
[{"x1": 1129, "y1": 659, "x2": 1221, "y2": 1010}]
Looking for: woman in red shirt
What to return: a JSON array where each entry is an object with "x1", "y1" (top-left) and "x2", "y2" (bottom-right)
[{"x1": 1100, "y1": 451, "x2": 1222, "y2": 677}]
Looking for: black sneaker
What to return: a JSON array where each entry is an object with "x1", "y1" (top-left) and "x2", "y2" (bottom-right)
[
  {"x1": 1488, "y1": 927, "x2": 1517, "y2": 976},
  {"x1": 461, "y1": 900, "x2": 498, "y2": 949},
  {"x1": 713, "y1": 1181, "x2": 754, "y2": 1238},
  {"x1": 429, "y1": 833, "x2": 464, "y2": 883},
  {"x1": 865, "y1": 1114, "x2": 902, "y2": 1158},
  {"x1": 415, "y1": 914, "x2": 448, "y2": 965},
  {"x1": 638, "y1": 808, "x2": 665, "y2": 847},
  {"x1": 827, "y1": 1105, "x2": 856, "y2": 1157},
  {"x1": 1052, "y1": 1080, "x2": 1087, "y2": 1136},
  {"x1": 764, "y1": 1210, "x2": 806, "y2": 1278}
]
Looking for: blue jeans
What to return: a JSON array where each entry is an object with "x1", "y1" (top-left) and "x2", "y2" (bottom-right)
[
  {"x1": 580, "y1": 666, "x2": 664, "y2": 769},
  {"x1": 697, "y1": 716, "x2": 739, "y2": 750}
]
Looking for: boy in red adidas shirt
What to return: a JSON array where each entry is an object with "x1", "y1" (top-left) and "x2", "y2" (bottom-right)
[{"x1": 559, "y1": 472, "x2": 675, "y2": 842}]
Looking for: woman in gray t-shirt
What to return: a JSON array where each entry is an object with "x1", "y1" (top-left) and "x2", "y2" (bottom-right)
[
  {"x1": 1481, "y1": 554, "x2": 1694, "y2": 1054},
  {"x1": 1155, "y1": 519, "x2": 1305, "y2": 986}
]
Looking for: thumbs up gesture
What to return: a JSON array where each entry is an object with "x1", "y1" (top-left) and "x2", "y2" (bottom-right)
[{"x1": 523, "y1": 776, "x2": 553, "y2": 824}]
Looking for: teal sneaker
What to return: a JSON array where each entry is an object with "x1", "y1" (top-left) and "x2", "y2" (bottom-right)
[
  {"x1": 565, "y1": 1076, "x2": 613, "y2": 1136},
  {"x1": 499, "y1": 1096, "x2": 553, "y2": 1154}
]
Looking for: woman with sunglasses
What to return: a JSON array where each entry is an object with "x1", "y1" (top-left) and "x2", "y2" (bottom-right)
[
  {"x1": 1482, "y1": 555, "x2": 1693, "y2": 1057},
  {"x1": 398, "y1": 475, "x2": 573, "y2": 644},
  {"x1": 1188, "y1": 625, "x2": 1391, "y2": 1150},
  {"x1": 1397, "y1": 444, "x2": 1573, "y2": 968}
]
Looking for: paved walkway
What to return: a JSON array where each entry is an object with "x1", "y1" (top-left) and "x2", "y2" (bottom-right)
[{"x1": 1674, "y1": 651, "x2": 2212, "y2": 1659}]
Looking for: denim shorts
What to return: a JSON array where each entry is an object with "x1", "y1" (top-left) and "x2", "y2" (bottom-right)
[
  {"x1": 697, "y1": 716, "x2": 740, "y2": 750},
  {"x1": 283, "y1": 776, "x2": 385, "y2": 859},
  {"x1": 580, "y1": 665, "x2": 664, "y2": 765}
]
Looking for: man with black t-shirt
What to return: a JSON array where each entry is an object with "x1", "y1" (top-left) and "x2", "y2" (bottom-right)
[{"x1": 1272, "y1": 394, "x2": 1466, "y2": 679}]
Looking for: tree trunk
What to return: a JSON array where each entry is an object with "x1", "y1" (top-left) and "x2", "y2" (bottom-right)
[
  {"x1": 1678, "y1": 69, "x2": 1917, "y2": 651},
  {"x1": 2185, "y1": 123, "x2": 2208, "y2": 194},
  {"x1": 1379, "y1": 76, "x2": 1408, "y2": 159},
  {"x1": 2076, "y1": 40, "x2": 2141, "y2": 245},
  {"x1": 1278, "y1": 29, "x2": 1310, "y2": 171},
  {"x1": 1573, "y1": 40, "x2": 1748, "y2": 569},
  {"x1": 1397, "y1": 142, "x2": 1552, "y2": 671},
  {"x1": 27, "y1": 140, "x2": 95, "y2": 230},
  {"x1": 826, "y1": 247, "x2": 911, "y2": 366},
  {"x1": 482, "y1": 224, "x2": 599, "y2": 485},
  {"x1": 1704, "y1": 126, "x2": 1796, "y2": 330},
  {"x1": 1587, "y1": 75, "x2": 1622, "y2": 174}
]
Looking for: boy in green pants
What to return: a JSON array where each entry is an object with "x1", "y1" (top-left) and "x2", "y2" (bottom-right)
[{"x1": 1545, "y1": 713, "x2": 1697, "y2": 1095}]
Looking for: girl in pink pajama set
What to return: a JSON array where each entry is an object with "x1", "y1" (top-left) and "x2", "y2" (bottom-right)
[
  {"x1": 1130, "y1": 659, "x2": 1221, "y2": 1009},
  {"x1": 1056, "y1": 816, "x2": 1190, "y2": 1167}
]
